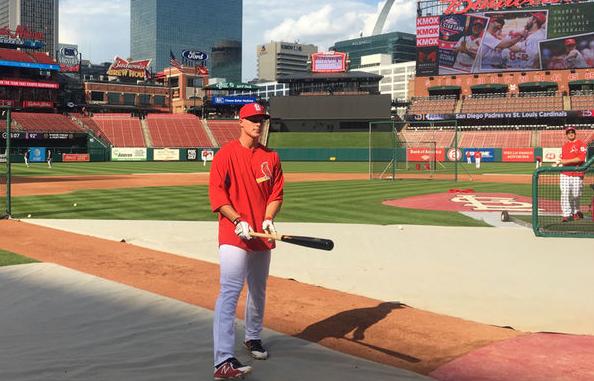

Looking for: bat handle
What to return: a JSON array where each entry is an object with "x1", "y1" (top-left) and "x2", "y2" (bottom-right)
[{"x1": 249, "y1": 231, "x2": 280, "y2": 240}]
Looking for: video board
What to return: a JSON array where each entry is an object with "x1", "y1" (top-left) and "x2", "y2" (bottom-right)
[{"x1": 416, "y1": 2, "x2": 594, "y2": 76}]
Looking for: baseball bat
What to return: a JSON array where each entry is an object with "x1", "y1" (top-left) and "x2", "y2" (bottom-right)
[{"x1": 249, "y1": 232, "x2": 334, "y2": 251}]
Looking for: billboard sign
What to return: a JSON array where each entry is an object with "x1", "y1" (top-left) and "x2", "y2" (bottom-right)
[
  {"x1": 0, "y1": 25, "x2": 44, "y2": 49},
  {"x1": 311, "y1": 52, "x2": 347, "y2": 73},
  {"x1": 417, "y1": 2, "x2": 594, "y2": 76},
  {"x1": 153, "y1": 148, "x2": 180, "y2": 161},
  {"x1": 463, "y1": 148, "x2": 495, "y2": 162},
  {"x1": 407, "y1": 147, "x2": 446, "y2": 161},
  {"x1": 29, "y1": 147, "x2": 46, "y2": 162},
  {"x1": 58, "y1": 46, "x2": 80, "y2": 73},
  {"x1": 111, "y1": 147, "x2": 147, "y2": 161},
  {"x1": 182, "y1": 50, "x2": 208, "y2": 62},
  {"x1": 502, "y1": 148, "x2": 535, "y2": 162},
  {"x1": 107, "y1": 56, "x2": 151, "y2": 79},
  {"x1": 62, "y1": 153, "x2": 90, "y2": 162},
  {"x1": 0, "y1": 79, "x2": 59, "y2": 89},
  {"x1": 212, "y1": 96, "x2": 257, "y2": 105}
]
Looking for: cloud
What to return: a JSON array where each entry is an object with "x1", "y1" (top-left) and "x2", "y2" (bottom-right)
[
  {"x1": 59, "y1": 0, "x2": 130, "y2": 63},
  {"x1": 59, "y1": 0, "x2": 417, "y2": 80}
]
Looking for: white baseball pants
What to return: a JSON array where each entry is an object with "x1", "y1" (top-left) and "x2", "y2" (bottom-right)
[
  {"x1": 475, "y1": 157, "x2": 481, "y2": 169},
  {"x1": 213, "y1": 244, "x2": 270, "y2": 366},
  {"x1": 560, "y1": 174, "x2": 583, "y2": 217}
]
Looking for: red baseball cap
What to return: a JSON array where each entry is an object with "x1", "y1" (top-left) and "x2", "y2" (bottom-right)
[
  {"x1": 239, "y1": 103, "x2": 269, "y2": 119},
  {"x1": 564, "y1": 38, "x2": 577, "y2": 46},
  {"x1": 531, "y1": 12, "x2": 546, "y2": 25},
  {"x1": 565, "y1": 126, "x2": 576, "y2": 133}
]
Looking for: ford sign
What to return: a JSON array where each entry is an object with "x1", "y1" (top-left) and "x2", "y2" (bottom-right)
[{"x1": 182, "y1": 50, "x2": 208, "y2": 61}]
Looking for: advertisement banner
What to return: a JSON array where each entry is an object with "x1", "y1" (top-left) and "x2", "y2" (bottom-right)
[
  {"x1": 416, "y1": 16, "x2": 440, "y2": 76},
  {"x1": 0, "y1": 79, "x2": 59, "y2": 89},
  {"x1": 407, "y1": 110, "x2": 591, "y2": 120},
  {"x1": 187, "y1": 149, "x2": 198, "y2": 161},
  {"x1": 58, "y1": 46, "x2": 80, "y2": 73},
  {"x1": 212, "y1": 96, "x2": 257, "y2": 105},
  {"x1": 153, "y1": 148, "x2": 180, "y2": 161},
  {"x1": 111, "y1": 147, "x2": 147, "y2": 161},
  {"x1": 201, "y1": 149, "x2": 214, "y2": 162},
  {"x1": 311, "y1": 52, "x2": 347, "y2": 73},
  {"x1": 0, "y1": 25, "x2": 44, "y2": 49},
  {"x1": 62, "y1": 153, "x2": 90, "y2": 162},
  {"x1": 416, "y1": 2, "x2": 594, "y2": 76},
  {"x1": 439, "y1": 15, "x2": 488, "y2": 74},
  {"x1": 407, "y1": 147, "x2": 445, "y2": 162},
  {"x1": 22, "y1": 101, "x2": 53, "y2": 108},
  {"x1": 107, "y1": 56, "x2": 151, "y2": 79},
  {"x1": 463, "y1": 148, "x2": 495, "y2": 162},
  {"x1": 29, "y1": 147, "x2": 46, "y2": 162},
  {"x1": 542, "y1": 147, "x2": 562, "y2": 163},
  {"x1": 502, "y1": 148, "x2": 534, "y2": 162}
]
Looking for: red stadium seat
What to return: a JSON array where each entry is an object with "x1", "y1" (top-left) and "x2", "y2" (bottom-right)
[
  {"x1": 146, "y1": 114, "x2": 212, "y2": 148},
  {"x1": 12, "y1": 113, "x2": 84, "y2": 133},
  {"x1": 208, "y1": 120, "x2": 241, "y2": 147},
  {"x1": 92, "y1": 114, "x2": 146, "y2": 147}
]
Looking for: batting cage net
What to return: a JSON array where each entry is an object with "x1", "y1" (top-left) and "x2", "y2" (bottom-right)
[
  {"x1": 0, "y1": 149, "x2": 6, "y2": 218},
  {"x1": 369, "y1": 120, "x2": 460, "y2": 181},
  {"x1": 532, "y1": 157, "x2": 594, "y2": 238}
]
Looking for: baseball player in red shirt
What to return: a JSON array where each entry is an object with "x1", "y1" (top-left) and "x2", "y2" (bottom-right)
[
  {"x1": 209, "y1": 102, "x2": 284, "y2": 380},
  {"x1": 474, "y1": 150, "x2": 482, "y2": 169},
  {"x1": 557, "y1": 126, "x2": 587, "y2": 222}
]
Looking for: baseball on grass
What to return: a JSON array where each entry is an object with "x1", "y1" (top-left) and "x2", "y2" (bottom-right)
[
  {"x1": 27, "y1": 214, "x2": 31, "y2": 218},
  {"x1": 73, "y1": 203, "x2": 77, "y2": 207}
]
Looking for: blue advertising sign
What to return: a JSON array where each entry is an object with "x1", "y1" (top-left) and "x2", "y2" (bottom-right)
[
  {"x1": 463, "y1": 148, "x2": 495, "y2": 162},
  {"x1": 0, "y1": 60, "x2": 60, "y2": 71},
  {"x1": 182, "y1": 50, "x2": 208, "y2": 61},
  {"x1": 212, "y1": 96, "x2": 257, "y2": 105},
  {"x1": 29, "y1": 147, "x2": 46, "y2": 162}
]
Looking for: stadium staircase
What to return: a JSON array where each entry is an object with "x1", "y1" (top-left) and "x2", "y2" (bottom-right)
[
  {"x1": 563, "y1": 95, "x2": 572, "y2": 111},
  {"x1": 140, "y1": 119, "x2": 154, "y2": 147},
  {"x1": 454, "y1": 99, "x2": 463, "y2": 113},
  {"x1": 201, "y1": 119, "x2": 219, "y2": 147},
  {"x1": 69, "y1": 114, "x2": 110, "y2": 148}
]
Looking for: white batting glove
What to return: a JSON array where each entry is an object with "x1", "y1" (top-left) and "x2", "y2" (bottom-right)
[
  {"x1": 234, "y1": 220, "x2": 253, "y2": 240},
  {"x1": 262, "y1": 218, "x2": 276, "y2": 234}
]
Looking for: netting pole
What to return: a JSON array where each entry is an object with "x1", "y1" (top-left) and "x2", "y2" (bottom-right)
[
  {"x1": 454, "y1": 120, "x2": 458, "y2": 182},
  {"x1": 392, "y1": 120, "x2": 396, "y2": 180},
  {"x1": 5, "y1": 108, "x2": 11, "y2": 217}
]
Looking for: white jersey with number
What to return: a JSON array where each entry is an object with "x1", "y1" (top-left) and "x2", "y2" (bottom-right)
[
  {"x1": 478, "y1": 32, "x2": 503, "y2": 70},
  {"x1": 453, "y1": 35, "x2": 482, "y2": 71},
  {"x1": 506, "y1": 28, "x2": 546, "y2": 69}
]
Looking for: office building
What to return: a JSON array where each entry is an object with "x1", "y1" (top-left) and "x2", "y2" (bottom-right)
[
  {"x1": 130, "y1": 0, "x2": 242, "y2": 81},
  {"x1": 331, "y1": 31, "x2": 415, "y2": 69},
  {"x1": 257, "y1": 41, "x2": 318, "y2": 81},
  {"x1": 0, "y1": 0, "x2": 59, "y2": 57},
  {"x1": 352, "y1": 54, "x2": 416, "y2": 100}
]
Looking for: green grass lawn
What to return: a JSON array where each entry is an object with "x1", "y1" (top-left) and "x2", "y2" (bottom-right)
[
  {"x1": 0, "y1": 249, "x2": 38, "y2": 267},
  {"x1": 9, "y1": 160, "x2": 542, "y2": 176},
  {"x1": 11, "y1": 180, "x2": 532, "y2": 226}
]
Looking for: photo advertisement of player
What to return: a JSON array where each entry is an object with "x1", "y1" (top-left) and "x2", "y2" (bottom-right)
[{"x1": 419, "y1": 1, "x2": 594, "y2": 76}]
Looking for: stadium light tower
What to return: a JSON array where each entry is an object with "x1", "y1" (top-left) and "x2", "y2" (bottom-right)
[{"x1": 372, "y1": 0, "x2": 395, "y2": 35}]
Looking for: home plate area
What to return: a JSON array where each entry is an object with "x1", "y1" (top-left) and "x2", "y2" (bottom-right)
[{"x1": 383, "y1": 190, "x2": 533, "y2": 227}]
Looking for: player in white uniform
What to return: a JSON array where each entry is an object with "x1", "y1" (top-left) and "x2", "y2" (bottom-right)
[
  {"x1": 477, "y1": 15, "x2": 526, "y2": 71},
  {"x1": 582, "y1": 40, "x2": 594, "y2": 67},
  {"x1": 453, "y1": 19, "x2": 485, "y2": 72},
  {"x1": 505, "y1": 12, "x2": 547, "y2": 69},
  {"x1": 563, "y1": 38, "x2": 588, "y2": 69}
]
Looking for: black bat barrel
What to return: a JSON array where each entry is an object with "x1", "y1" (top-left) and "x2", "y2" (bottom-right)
[{"x1": 282, "y1": 235, "x2": 334, "y2": 251}]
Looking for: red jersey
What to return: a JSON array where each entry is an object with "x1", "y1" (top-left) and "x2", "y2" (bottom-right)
[
  {"x1": 209, "y1": 140, "x2": 284, "y2": 251},
  {"x1": 561, "y1": 139, "x2": 587, "y2": 177},
  {"x1": 474, "y1": 151, "x2": 482, "y2": 159}
]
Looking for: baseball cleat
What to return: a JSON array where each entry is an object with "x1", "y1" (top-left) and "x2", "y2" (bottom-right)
[
  {"x1": 244, "y1": 339, "x2": 268, "y2": 360},
  {"x1": 214, "y1": 357, "x2": 251, "y2": 380}
]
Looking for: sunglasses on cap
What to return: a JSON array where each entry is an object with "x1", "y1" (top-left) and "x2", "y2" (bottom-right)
[{"x1": 245, "y1": 115, "x2": 269, "y2": 123}]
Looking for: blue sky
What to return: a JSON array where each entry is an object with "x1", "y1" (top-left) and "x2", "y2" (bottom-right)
[{"x1": 59, "y1": 0, "x2": 416, "y2": 81}]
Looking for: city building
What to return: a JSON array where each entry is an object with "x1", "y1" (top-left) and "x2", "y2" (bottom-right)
[
  {"x1": 330, "y1": 31, "x2": 415, "y2": 69},
  {"x1": 0, "y1": 0, "x2": 59, "y2": 57},
  {"x1": 257, "y1": 41, "x2": 318, "y2": 81},
  {"x1": 130, "y1": 0, "x2": 242, "y2": 81},
  {"x1": 352, "y1": 54, "x2": 416, "y2": 100}
]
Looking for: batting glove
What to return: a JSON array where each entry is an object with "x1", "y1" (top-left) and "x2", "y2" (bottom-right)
[
  {"x1": 262, "y1": 218, "x2": 276, "y2": 234},
  {"x1": 234, "y1": 220, "x2": 253, "y2": 240}
]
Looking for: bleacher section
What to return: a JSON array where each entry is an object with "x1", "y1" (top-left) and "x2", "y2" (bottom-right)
[
  {"x1": 12, "y1": 113, "x2": 83, "y2": 133},
  {"x1": 146, "y1": 114, "x2": 212, "y2": 148},
  {"x1": 400, "y1": 129, "x2": 455, "y2": 147},
  {"x1": 461, "y1": 93, "x2": 563, "y2": 113},
  {"x1": 458, "y1": 130, "x2": 532, "y2": 148},
  {"x1": 570, "y1": 92, "x2": 594, "y2": 111},
  {"x1": 539, "y1": 127, "x2": 594, "y2": 147},
  {"x1": 208, "y1": 120, "x2": 241, "y2": 147},
  {"x1": 409, "y1": 96, "x2": 457, "y2": 114},
  {"x1": 92, "y1": 114, "x2": 146, "y2": 147}
]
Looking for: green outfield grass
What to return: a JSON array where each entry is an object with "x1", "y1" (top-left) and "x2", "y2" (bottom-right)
[
  {"x1": 9, "y1": 160, "x2": 543, "y2": 176},
  {"x1": 11, "y1": 180, "x2": 532, "y2": 226},
  {"x1": 0, "y1": 249, "x2": 38, "y2": 267}
]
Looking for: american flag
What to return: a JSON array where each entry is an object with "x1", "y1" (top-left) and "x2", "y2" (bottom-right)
[{"x1": 169, "y1": 50, "x2": 183, "y2": 70}]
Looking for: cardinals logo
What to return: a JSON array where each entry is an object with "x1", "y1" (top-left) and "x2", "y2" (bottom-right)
[
  {"x1": 256, "y1": 161, "x2": 272, "y2": 184},
  {"x1": 418, "y1": 51, "x2": 437, "y2": 63}
]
